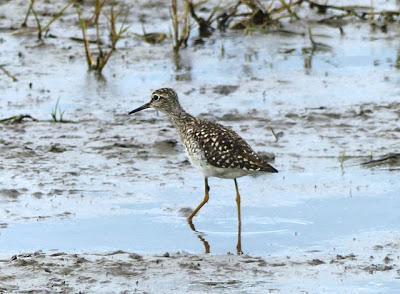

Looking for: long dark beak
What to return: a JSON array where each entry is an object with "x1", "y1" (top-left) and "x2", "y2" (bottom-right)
[{"x1": 128, "y1": 102, "x2": 150, "y2": 115}]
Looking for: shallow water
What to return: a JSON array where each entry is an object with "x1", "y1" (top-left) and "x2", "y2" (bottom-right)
[{"x1": 1, "y1": 159, "x2": 399, "y2": 256}]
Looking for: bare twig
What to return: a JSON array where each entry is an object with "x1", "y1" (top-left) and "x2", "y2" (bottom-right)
[
  {"x1": 69, "y1": 36, "x2": 104, "y2": 45},
  {"x1": 361, "y1": 153, "x2": 400, "y2": 167},
  {"x1": 308, "y1": 27, "x2": 316, "y2": 50},
  {"x1": 278, "y1": 0, "x2": 300, "y2": 20},
  {"x1": 305, "y1": 0, "x2": 371, "y2": 13},
  {"x1": 187, "y1": 0, "x2": 216, "y2": 37},
  {"x1": 28, "y1": 0, "x2": 77, "y2": 40},
  {"x1": 41, "y1": 0, "x2": 76, "y2": 36},
  {"x1": 21, "y1": 0, "x2": 35, "y2": 27},
  {"x1": 307, "y1": 27, "x2": 331, "y2": 51},
  {"x1": 0, "y1": 64, "x2": 18, "y2": 82},
  {"x1": 0, "y1": 115, "x2": 37, "y2": 124},
  {"x1": 270, "y1": 127, "x2": 283, "y2": 142},
  {"x1": 217, "y1": 1, "x2": 241, "y2": 31},
  {"x1": 30, "y1": 1, "x2": 43, "y2": 39}
]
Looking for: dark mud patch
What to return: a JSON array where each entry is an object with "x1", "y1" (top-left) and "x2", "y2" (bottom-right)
[
  {"x1": 361, "y1": 264, "x2": 394, "y2": 274},
  {"x1": 48, "y1": 143, "x2": 67, "y2": 153},
  {"x1": 308, "y1": 258, "x2": 325, "y2": 265},
  {"x1": 0, "y1": 189, "x2": 21, "y2": 200},
  {"x1": 212, "y1": 85, "x2": 239, "y2": 96},
  {"x1": 91, "y1": 142, "x2": 143, "y2": 151}
]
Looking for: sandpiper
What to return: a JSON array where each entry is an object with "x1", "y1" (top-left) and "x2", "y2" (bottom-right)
[{"x1": 129, "y1": 88, "x2": 278, "y2": 254}]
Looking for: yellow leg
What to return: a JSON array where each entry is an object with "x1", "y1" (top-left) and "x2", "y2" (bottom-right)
[
  {"x1": 234, "y1": 179, "x2": 243, "y2": 255},
  {"x1": 188, "y1": 177, "x2": 210, "y2": 222},
  {"x1": 187, "y1": 178, "x2": 211, "y2": 253}
]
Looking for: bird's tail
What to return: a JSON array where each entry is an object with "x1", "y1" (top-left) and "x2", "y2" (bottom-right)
[{"x1": 262, "y1": 163, "x2": 278, "y2": 173}]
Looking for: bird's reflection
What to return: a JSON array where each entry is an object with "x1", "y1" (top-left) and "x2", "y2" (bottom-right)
[
  {"x1": 187, "y1": 220, "x2": 211, "y2": 254},
  {"x1": 187, "y1": 211, "x2": 243, "y2": 255}
]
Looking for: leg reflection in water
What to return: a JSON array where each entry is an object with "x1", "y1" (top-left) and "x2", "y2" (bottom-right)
[{"x1": 187, "y1": 220, "x2": 211, "y2": 254}]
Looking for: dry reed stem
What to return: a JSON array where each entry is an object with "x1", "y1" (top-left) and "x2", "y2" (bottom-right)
[
  {"x1": 77, "y1": 7, "x2": 94, "y2": 69},
  {"x1": 21, "y1": 0, "x2": 35, "y2": 27},
  {"x1": 171, "y1": 0, "x2": 191, "y2": 53},
  {"x1": 76, "y1": 2, "x2": 129, "y2": 73},
  {"x1": 29, "y1": 0, "x2": 76, "y2": 40}
]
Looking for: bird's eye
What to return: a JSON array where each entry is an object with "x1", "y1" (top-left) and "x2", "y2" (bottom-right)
[{"x1": 153, "y1": 94, "x2": 160, "y2": 101}]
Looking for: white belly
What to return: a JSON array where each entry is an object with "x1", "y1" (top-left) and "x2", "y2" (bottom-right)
[
  {"x1": 200, "y1": 165, "x2": 250, "y2": 179},
  {"x1": 184, "y1": 145, "x2": 249, "y2": 179}
]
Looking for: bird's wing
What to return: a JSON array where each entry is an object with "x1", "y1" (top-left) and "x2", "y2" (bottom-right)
[{"x1": 191, "y1": 119, "x2": 277, "y2": 172}]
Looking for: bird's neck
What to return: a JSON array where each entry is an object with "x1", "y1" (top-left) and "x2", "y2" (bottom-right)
[{"x1": 167, "y1": 107, "x2": 195, "y2": 127}]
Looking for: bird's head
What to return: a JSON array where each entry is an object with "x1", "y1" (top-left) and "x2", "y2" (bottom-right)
[{"x1": 128, "y1": 88, "x2": 182, "y2": 115}]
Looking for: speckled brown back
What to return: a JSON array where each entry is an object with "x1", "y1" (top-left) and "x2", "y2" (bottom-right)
[{"x1": 172, "y1": 114, "x2": 278, "y2": 173}]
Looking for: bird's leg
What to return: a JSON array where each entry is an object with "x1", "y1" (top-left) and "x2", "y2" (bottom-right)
[
  {"x1": 234, "y1": 179, "x2": 243, "y2": 255},
  {"x1": 188, "y1": 177, "x2": 210, "y2": 223},
  {"x1": 187, "y1": 178, "x2": 211, "y2": 253}
]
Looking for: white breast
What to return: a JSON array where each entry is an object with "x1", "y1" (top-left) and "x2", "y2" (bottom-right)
[{"x1": 182, "y1": 141, "x2": 248, "y2": 179}]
